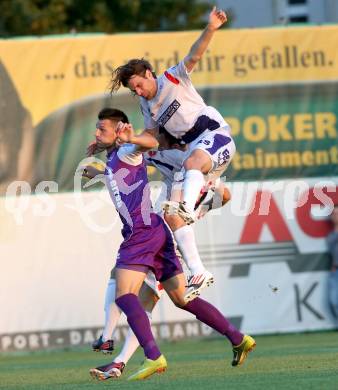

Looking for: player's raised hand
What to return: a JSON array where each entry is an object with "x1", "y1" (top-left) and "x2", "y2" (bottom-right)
[
  {"x1": 117, "y1": 122, "x2": 135, "y2": 143},
  {"x1": 81, "y1": 164, "x2": 104, "y2": 179},
  {"x1": 208, "y1": 6, "x2": 227, "y2": 31}
]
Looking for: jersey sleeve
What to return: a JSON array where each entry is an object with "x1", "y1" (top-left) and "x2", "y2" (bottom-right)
[
  {"x1": 117, "y1": 144, "x2": 143, "y2": 166},
  {"x1": 166, "y1": 60, "x2": 192, "y2": 85},
  {"x1": 140, "y1": 98, "x2": 157, "y2": 129}
]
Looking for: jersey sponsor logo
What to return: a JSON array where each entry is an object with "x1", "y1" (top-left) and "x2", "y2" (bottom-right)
[
  {"x1": 164, "y1": 71, "x2": 179, "y2": 85},
  {"x1": 109, "y1": 179, "x2": 123, "y2": 208},
  {"x1": 158, "y1": 99, "x2": 181, "y2": 126}
]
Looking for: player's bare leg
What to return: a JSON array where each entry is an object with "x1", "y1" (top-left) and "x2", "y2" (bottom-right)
[{"x1": 179, "y1": 128, "x2": 236, "y2": 225}]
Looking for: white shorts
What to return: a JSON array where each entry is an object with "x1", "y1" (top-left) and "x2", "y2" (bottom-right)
[{"x1": 188, "y1": 126, "x2": 236, "y2": 178}]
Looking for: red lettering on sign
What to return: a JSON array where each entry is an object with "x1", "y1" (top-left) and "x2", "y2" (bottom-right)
[
  {"x1": 296, "y1": 186, "x2": 338, "y2": 238},
  {"x1": 240, "y1": 191, "x2": 292, "y2": 244}
]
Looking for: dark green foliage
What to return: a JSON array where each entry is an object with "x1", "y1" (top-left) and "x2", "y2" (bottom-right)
[{"x1": 0, "y1": 0, "x2": 220, "y2": 37}]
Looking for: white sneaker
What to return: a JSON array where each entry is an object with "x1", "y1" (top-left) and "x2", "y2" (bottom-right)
[
  {"x1": 184, "y1": 270, "x2": 214, "y2": 302},
  {"x1": 177, "y1": 202, "x2": 196, "y2": 225}
]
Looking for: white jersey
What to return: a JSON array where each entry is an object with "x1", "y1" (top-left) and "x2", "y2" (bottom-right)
[
  {"x1": 144, "y1": 149, "x2": 187, "y2": 199},
  {"x1": 140, "y1": 60, "x2": 227, "y2": 138},
  {"x1": 144, "y1": 149, "x2": 186, "y2": 181}
]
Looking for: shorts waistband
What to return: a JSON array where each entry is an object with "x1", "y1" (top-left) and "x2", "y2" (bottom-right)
[{"x1": 179, "y1": 115, "x2": 220, "y2": 145}]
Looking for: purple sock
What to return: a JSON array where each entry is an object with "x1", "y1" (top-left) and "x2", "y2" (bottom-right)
[
  {"x1": 183, "y1": 297, "x2": 243, "y2": 346},
  {"x1": 115, "y1": 293, "x2": 161, "y2": 360}
]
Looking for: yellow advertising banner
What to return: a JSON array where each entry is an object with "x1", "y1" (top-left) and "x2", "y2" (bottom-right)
[
  {"x1": 1, "y1": 25, "x2": 338, "y2": 125},
  {"x1": 0, "y1": 25, "x2": 337, "y2": 193}
]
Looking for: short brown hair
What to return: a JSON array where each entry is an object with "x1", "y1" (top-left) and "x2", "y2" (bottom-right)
[
  {"x1": 110, "y1": 59, "x2": 155, "y2": 93},
  {"x1": 98, "y1": 108, "x2": 129, "y2": 123}
]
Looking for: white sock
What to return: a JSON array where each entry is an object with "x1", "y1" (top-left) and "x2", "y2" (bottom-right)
[
  {"x1": 174, "y1": 225, "x2": 205, "y2": 275},
  {"x1": 183, "y1": 169, "x2": 205, "y2": 212},
  {"x1": 102, "y1": 278, "x2": 121, "y2": 342},
  {"x1": 114, "y1": 311, "x2": 152, "y2": 364}
]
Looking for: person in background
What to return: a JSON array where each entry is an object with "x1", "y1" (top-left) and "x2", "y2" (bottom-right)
[
  {"x1": 0, "y1": 61, "x2": 35, "y2": 195},
  {"x1": 328, "y1": 204, "x2": 338, "y2": 322}
]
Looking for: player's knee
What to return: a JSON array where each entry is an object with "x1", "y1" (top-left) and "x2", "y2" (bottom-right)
[
  {"x1": 139, "y1": 285, "x2": 159, "y2": 311},
  {"x1": 184, "y1": 155, "x2": 199, "y2": 170},
  {"x1": 184, "y1": 152, "x2": 211, "y2": 173}
]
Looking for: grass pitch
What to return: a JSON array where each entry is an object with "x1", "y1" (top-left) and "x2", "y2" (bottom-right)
[{"x1": 1, "y1": 331, "x2": 338, "y2": 389}]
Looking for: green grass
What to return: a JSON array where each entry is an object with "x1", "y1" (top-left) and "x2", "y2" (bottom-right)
[{"x1": 1, "y1": 332, "x2": 338, "y2": 389}]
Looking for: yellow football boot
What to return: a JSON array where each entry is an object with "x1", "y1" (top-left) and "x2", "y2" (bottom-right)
[
  {"x1": 127, "y1": 354, "x2": 167, "y2": 381},
  {"x1": 232, "y1": 335, "x2": 256, "y2": 366}
]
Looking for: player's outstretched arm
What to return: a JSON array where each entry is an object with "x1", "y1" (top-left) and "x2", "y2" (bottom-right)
[
  {"x1": 184, "y1": 6, "x2": 227, "y2": 73},
  {"x1": 82, "y1": 164, "x2": 105, "y2": 179},
  {"x1": 117, "y1": 122, "x2": 159, "y2": 151}
]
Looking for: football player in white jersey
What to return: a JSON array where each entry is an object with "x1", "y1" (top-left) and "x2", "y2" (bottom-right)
[
  {"x1": 109, "y1": 6, "x2": 234, "y2": 293},
  {"x1": 109, "y1": 6, "x2": 235, "y2": 230},
  {"x1": 143, "y1": 135, "x2": 230, "y2": 301}
]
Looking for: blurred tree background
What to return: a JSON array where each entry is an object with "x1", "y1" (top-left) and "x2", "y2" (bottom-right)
[{"x1": 0, "y1": 0, "x2": 232, "y2": 37}]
